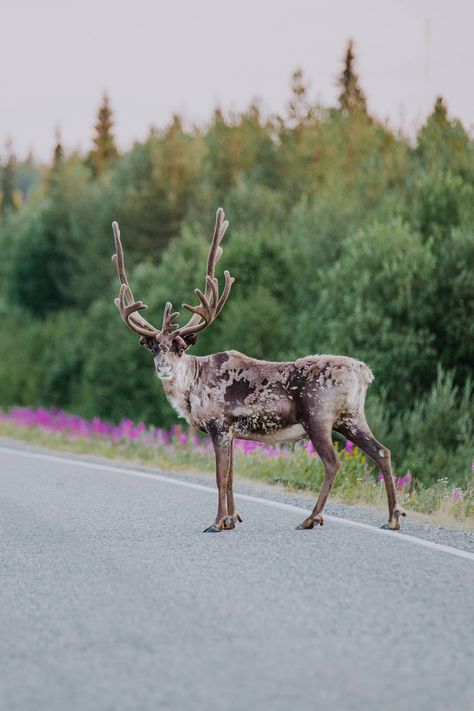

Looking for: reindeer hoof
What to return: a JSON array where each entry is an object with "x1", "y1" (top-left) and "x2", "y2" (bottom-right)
[
  {"x1": 222, "y1": 513, "x2": 242, "y2": 529},
  {"x1": 381, "y1": 509, "x2": 404, "y2": 531},
  {"x1": 204, "y1": 513, "x2": 242, "y2": 532},
  {"x1": 381, "y1": 522, "x2": 400, "y2": 531},
  {"x1": 203, "y1": 523, "x2": 223, "y2": 533},
  {"x1": 390, "y1": 508, "x2": 406, "y2": 530},
  {"x1": 296, "y1": 515, "x2": 324, "y2": 530},
  {"x1": 296, "y1": 518, "x2": 314, "y2": 530}
]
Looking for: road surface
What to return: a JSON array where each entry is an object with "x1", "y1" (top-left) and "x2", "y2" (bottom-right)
[{"x1": 1, "y1": 443, "x2": 473, "y2": 711}]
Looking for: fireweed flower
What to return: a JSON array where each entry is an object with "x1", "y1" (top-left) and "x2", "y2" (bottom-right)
[
  {"x1": 452, "y1": 488, "x2": 462, "y2": 502},
  {"x1": 396, "y1": 472, "x2": 413, "y2": 490},
  {"x1": 345, "y1": 440, "x2": 354, "y2": 452}
]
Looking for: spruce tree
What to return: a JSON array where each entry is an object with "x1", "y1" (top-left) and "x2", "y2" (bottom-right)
[
  {"x1": 48, "y1": 127, "x2": 64, "y2": 190},
  {"x1": 337, "y1": 39, "x2": 368, "y2": 116},
  {"x1": 53, "y1": 126, "x2": 64, "y2": 168},
  {"x1": 287, "y1": 68, "x2": 312, "y2": 129},
  {"x1": 430, "y1": 96, "x2": 449, "y2": 128},
  {"x1": 90, "y1": 92, "x2": 118, "y2": 175},
  {"x1": 1, "y1": 137, "x2": 17, "y2": 215},
  {"x1": 417, "y1": 95, "x2": 473, "y2": 178}
]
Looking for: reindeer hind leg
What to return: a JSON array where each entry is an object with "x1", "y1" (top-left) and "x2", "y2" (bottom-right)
[
  {"x1": 225, "y1": 442, "x2": 242, "y2": 529},
  {"x1": 336, "y1": 417, "x2": 405, "y2": 530}
]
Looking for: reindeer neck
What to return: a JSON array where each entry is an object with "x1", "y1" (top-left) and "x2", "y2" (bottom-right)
[{"x1": 160, "y1": 353, "x2": 199, "y2": 418}]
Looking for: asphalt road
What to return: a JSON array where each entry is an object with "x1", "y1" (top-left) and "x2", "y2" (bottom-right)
[{"x1": 1, "y1": 445, "x2": 473, "y2": 711}]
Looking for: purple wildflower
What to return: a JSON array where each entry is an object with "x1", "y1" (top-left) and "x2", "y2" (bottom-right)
[
  {"x1": 396, "y1": 472, "x2": 413, "y2": 490},
  {"x1": 451, "y1": 488, "x2": 462, "y2": 502}
]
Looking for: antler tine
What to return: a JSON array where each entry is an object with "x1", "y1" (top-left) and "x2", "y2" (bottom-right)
[
  {"x1": 161, "y1": 301, "x2": 181, "y2": 334},
  {"x1": 206, "y1": 207, "x2": 229, "y2": 282},
  {"x1": 112, "y1": 222, "x2": 132, "y2": 295},
  {"x1": 215, "y1": 270, "x2": 235, "y2": 317},
  {"x1": 112, "y1": 222, "x2": 161, "y2": 339},
  {"x1": 115, "y1": 284, "x2": 158, "y2": 338},
  {"x1": 181, "y1": 284, "x2": 214, "y2": 322}
]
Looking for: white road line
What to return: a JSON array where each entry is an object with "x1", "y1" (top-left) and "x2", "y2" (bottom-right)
[{"x1": 1, "y1": 444, "x2": 473, "y2": 562}]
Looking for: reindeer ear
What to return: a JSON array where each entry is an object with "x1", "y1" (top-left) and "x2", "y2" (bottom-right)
[
  {"x1": 171, "y1": 333, "x2": 198, "y2": 353},
  {"x1": 183, "y1": 333, "x2": 198, "y2": 347},
  {"x1": 171, "y1": 334, "x2": 190, "y2": 354}
]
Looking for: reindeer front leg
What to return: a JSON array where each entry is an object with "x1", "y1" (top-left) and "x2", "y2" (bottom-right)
[{"x1": 204, "y1": 426, "x2": 234, "y2": 532}]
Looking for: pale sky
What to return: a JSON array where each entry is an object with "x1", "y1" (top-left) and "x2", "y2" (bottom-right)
[{"x1": 2, "y1": 0, "x2": 473, "y2": 160}]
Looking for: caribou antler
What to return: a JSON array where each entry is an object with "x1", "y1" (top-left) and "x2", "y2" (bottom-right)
[
  {"x1": 111, "y1": 208, "x2": 234, "y2": 345},
  {"x1": 179, "y1": 208, "x2": 235, "y2": 339}
]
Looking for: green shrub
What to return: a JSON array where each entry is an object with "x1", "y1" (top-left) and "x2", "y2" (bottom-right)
[{"x1": 395, "y1": 368, "x2": 474, "y2": 485}]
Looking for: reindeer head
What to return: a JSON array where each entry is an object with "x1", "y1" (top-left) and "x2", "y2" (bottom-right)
[{"x1": 111, "y1": 208, "x2": 235, "y2": 379}]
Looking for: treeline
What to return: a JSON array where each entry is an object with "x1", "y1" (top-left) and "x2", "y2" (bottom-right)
[{"x1": 0, "y1": 42, "x2": 473, "y2": 484}]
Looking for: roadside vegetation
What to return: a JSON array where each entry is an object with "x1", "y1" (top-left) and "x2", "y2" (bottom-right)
[
  {"x1": 0, "y1": 41, "x2": 473, "y2": 491},
  {"x1": 1, "y1": 407, "x2": 472, "y2": 528}
]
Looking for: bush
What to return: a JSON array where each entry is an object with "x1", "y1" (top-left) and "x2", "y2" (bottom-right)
[
  {"x1": 411, "y1": 170, "x2": 474, "y2": 241},
  {"x1": 394, "y1": 368, "x2": 474, "y2": 485},
  {"x1": 300, "y1": 218, "x2": 437, "y2": 409}
]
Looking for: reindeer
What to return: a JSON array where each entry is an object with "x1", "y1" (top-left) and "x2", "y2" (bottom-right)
[{"x1": 111, "y1": 208, "x2": 405, "y2": 533}]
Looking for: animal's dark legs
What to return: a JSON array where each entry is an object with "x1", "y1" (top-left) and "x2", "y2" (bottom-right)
[
  {"x1": 204, "y1": 430, "x2": 233, "y2": 532},
  {"x1": 296, "y1": 420, "x2": 341, "y2": 530},
  {"x1": 225, "y1": 442, "x2": 242, "y2": 528},
  {"x1": 337, "y1": 419, "x2": 405, "y2": 530}
]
